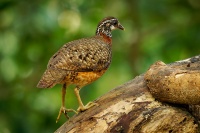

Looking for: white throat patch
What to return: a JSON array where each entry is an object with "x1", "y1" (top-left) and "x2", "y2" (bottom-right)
[{"x1": 110, "y1": 25, "x2": 116, "y2": 30}]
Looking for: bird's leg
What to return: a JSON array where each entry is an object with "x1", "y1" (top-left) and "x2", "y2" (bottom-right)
[
  {"x1": 74, "y1": 86, "x2": 99, "y2": 112},
  {"x1": 56, "y1": 84, "x2": 77, "y2": 123}
]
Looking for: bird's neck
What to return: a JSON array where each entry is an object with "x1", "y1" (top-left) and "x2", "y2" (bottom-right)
[{"x1": 96, "y1": 27, "x2": 112, "y2": 45}]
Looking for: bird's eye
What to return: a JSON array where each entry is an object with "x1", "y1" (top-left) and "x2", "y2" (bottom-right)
[{"x1": 113, "y1": 21, "x2": 118, "y2": 26}]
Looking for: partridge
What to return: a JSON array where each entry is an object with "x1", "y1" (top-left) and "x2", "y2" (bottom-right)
[{"x1": 37, "y1": 16, "x2": 124, "y2": 122}]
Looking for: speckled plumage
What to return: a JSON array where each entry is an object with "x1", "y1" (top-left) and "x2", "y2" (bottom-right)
[
  {"x1": 37, "y1": 36, "x2": 112, "y2": 88},
  {"x1": 37, "y1": 16, "x2": 124, "y2": 122}
]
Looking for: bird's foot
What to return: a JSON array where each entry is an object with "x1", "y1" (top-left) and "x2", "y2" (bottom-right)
[
  {"x1": 56, "y1": 106, "x2": 77, "y2": 123},
  {"x1": 77, "y1": 101, "x2": 99, "y2": 112}
]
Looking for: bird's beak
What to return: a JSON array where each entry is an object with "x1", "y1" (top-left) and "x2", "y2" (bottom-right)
[{"x1": 117, "y1": 23, "x2": 125, "y2": 30}]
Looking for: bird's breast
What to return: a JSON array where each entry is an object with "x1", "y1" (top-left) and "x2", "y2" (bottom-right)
[{"x1": 63, "y1": 69, "x2": 107, "y2": 87}]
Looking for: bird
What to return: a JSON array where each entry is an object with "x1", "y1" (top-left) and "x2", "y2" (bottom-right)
[{"x1": 37, "y1": 16, "x2": 124, "y2": 123}]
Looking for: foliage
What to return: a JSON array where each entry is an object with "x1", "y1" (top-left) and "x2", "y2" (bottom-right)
[{"x1": 0, "y1": 0, "x2": 200, "y2": 132}]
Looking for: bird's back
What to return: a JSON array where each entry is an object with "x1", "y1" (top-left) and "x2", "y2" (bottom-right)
[{"x1": 37, "y1": 35, "x2": 112, "y2": 88}]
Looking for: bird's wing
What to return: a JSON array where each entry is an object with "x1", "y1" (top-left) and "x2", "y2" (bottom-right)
[{"x1": 47, "y1": 37, "x2": 112, "y2": 72}]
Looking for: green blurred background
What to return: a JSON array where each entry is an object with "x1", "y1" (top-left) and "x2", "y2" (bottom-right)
[{"x1": 0, "y1": 0, "x2": 200, "y2": 132}]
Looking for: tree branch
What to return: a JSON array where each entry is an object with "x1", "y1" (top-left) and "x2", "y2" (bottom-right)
[{"x1": 55, "y1": 55, "x2": 200, "y2": 133}]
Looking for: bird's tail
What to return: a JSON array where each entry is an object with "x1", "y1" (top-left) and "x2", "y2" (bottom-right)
[{"x1": 37, "y1": 69, "x2": 56, "y2": 88}]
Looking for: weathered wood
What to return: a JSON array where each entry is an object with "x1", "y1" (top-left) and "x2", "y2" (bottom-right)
[
  {"x1": 145, "y1": 56, "x2": 200, "y2": 105},
  {"x1": 55, "y1": 72, "x2": 199, "y2": 132},
  {"x1": 144, "y1": 55, "x2": 200, "y2": 126}
]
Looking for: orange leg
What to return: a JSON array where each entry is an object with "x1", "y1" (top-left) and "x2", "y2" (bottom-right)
[{"x1": 56, "y1": 84, "x2": 77, "y2": 123}]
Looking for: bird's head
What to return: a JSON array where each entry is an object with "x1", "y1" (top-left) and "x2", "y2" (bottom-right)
[{"x1": 96, "y1": 17, "x2": 124, "y2": 37}]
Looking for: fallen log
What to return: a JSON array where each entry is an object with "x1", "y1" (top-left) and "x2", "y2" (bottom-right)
[{"x1": 55, "y1": 55, "x2": 200, "y2": 133}]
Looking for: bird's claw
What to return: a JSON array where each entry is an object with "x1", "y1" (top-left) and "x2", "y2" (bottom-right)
[
  {"x1": 56, "y1": 106, "x2": 77, "y2": 123},
  {"x1": 77, "y1": 101, "x2": 99, "y2": 112}
]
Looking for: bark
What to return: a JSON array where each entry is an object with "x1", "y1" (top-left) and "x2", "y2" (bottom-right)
[
  {"x1": 145, "y1": 57, "x2": 200, "y2": 105},
  {"x1": 55, "y1": 55, "x2": 200, "y2": 133}
]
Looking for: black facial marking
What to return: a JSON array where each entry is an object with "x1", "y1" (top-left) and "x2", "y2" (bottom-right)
[
  {"x1": 112, "y1": 20, "x2": 118, "y2": 26},
  {"x1": 96, "y1": 17, "x2": 120, "y2": 37}
]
